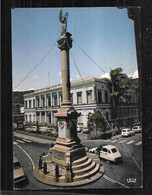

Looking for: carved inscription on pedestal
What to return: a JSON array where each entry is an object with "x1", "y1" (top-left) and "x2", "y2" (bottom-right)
[
  {"x1": 52, "y1": 150, "x2": 65, "y2": 161},
  {"x1": 58, "y1": 119, "x2": 66, "y2": 138}
]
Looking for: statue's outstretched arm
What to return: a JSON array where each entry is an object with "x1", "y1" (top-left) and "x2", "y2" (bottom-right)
[{"x1": 59, "y1": 9, "x2": 63, "y2": 23}]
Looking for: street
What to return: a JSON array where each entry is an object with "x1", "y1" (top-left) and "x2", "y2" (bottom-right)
[{"x1": 13, "y1": 131, "x2": 143, "y2": 189}]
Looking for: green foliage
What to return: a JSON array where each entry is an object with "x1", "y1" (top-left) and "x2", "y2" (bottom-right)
[
  {"x1": 88, "y1": 109, "x2": 107, "y2": 132},
  {"x1": 101, "y1": 67, "x2": 131, "y2": 119}
]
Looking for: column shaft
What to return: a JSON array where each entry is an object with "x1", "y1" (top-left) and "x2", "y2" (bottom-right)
[{"x1": 61, "y1": 49, "x2": 71, "y2": 105}]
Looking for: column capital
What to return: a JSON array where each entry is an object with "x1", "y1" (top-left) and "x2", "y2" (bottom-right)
[{"x1": 57, "y1": 32, "x2": 72, "y2": 51}]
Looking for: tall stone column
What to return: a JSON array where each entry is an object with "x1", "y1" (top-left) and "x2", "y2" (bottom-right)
[
  {"x1": 57, "y1": 32, "x2": 72, "y2": 106},
  {"x1": 52, "y1": 32, "x2": 84, "y2": 168}
]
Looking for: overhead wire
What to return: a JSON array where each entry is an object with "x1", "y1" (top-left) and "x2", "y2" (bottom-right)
[
  {"x1": 70, "y1": 48, "x2": 143, "y2": 173},
  {"x1": 13, "y1": 42, "x2": 57, "y2": 90},
  {"x1": 70, "y1": 52, "x2": 85, "y2": 83},
  {"x1": 73, "y1": 39, "x2": 106, "y2": 74}
]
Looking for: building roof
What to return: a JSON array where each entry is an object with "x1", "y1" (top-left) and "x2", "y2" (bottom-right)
[{"x1": 24, "y1": 76, "x2": 108, "y2": 97}]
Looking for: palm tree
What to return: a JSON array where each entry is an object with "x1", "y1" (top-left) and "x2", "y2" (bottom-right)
[{"x1": 101, "y1": 67, "x2": 130, "y2": 119}]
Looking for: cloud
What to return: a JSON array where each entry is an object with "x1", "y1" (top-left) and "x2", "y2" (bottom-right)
[
  {"x1": 100, "y1": 72, "x2": 110, "y2": 79},
  {"x1": 128, "y1": 70, "x2": 139, "y2": 78},
  {"x1": 28, "y1": 88, "x2": 35, "y2": 90},
  {"x1": 13, "y1": 89, "x2": 25, "y2": 92},
  {"x1": 57, "y1": 71, "x2": 61, "y2": 77},
  {"x1": 33, "y1": 75, "x2": 39, "y2": 79}
]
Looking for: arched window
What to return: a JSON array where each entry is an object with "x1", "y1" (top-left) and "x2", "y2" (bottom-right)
[
  {"x1": 29, "y1": 114, "x2": 31, "y2": 122},
  {"x1": 33, "y1": 114, "x2": 35, "y2": 122},
  {"x1": 105, "y1": 112, "x2": 109, "y2": 120}
]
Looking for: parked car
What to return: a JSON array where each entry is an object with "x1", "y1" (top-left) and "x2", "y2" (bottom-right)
[
  {"x1": 89, "y1": 147, "x2": 98, "y2": 154},
  {"x1": 50, "y1": 129, "x2": 58, "y2": 136},
  {"x1": 99, "y1": 145, "x2": 122, "y2": 163},
  {"x1": 132, "y1": 126, "x2": 142, "y2": 133},
  {"x1": 121, "y1": 128, "x2": 135, "y2": 137},
  {"x1": 83, "y1": 127, "x2": 89, "y2": 133},
  {"x1": 77, "y1": 126, "x2": 82, "y2": 132},
  {"x1": 25, "y1": 126, "x2": 37, "y2": 132},
  {"x1": 39, "y1": 126, "x2": 49, "y2": 132},
  {"x1": 13, "y1": 157, "x2": 26, "y2": 185}
]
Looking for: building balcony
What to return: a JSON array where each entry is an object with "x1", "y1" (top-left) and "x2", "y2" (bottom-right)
[
  {"x1": 35, "y1": 105, "x2": 60, "y2": 111},
  {"x1": 24, "y1": 108, "x2": 35, "y2": 112}
]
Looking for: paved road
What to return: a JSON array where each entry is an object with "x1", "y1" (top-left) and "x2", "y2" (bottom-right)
[
  {"x1": 79, "y1": 131, "x2": 143, "y2": 188},
  {"x1": 13, "y1": 131, "x2": 143, "y2": 189}
]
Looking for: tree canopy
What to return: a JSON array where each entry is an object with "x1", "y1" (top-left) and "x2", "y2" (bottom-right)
[
  {"x1": 88, "y1": 109, "x2": 107, "y2": 133},
  {"x1": 101, "y1": 67, "x2": 131, "y2": 119}
]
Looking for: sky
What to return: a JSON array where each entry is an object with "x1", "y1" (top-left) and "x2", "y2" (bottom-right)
[{"x1": 12, "y1": 7, "x2": 138, "y2": 91}]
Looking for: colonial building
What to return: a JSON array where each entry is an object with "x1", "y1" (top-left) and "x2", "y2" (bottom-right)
[
  {"x1": 24, "y1": 76, "x2": 111, "y2": 127},
  {"x1": 118, "y1": 88, "x2": 140, "y2": 118},
  {"x1": 118, "y1": 78, "x2": 140, "y2": 119}
]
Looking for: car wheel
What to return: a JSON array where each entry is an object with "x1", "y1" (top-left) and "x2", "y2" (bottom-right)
[
  {"x1": 113, "y1": 159, "x2": 116, "y2": 164},
  {"x1": 106, "y1": 160, "x2": 110, "y2": 164}
]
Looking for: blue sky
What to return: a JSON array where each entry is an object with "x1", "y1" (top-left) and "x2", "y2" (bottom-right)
[{"x1": 12, "y1": 7, "x2": 138, "y2": 91}]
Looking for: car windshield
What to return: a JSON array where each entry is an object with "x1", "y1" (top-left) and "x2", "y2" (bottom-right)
[
  {"x1": 111, "y1": 148, "x2": 117, "y2": 153},
  {"x1": 133, "y1": 127, "x2": 138, "y2": 129},
  {"x1": 122, "y1": 130, "x2": 126, "y2": 132},
  {"x1": 14, "y1": 162, "x2": 21, "y2": 170}
]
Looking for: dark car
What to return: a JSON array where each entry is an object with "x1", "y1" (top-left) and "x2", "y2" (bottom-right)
[{"x1": 13, "y1": 157, "x2": 26, "y2": 185}]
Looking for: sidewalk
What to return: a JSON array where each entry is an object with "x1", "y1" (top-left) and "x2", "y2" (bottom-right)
[{"x1": 13, "y1": 132, "x2": 55, "y2": 145}]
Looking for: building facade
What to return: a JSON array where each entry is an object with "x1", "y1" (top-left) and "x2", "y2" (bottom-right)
[
  {"x1": 13, "y1": 90, "x2": 34, "y2": 124},
  {"x1": 118, "y1": 88, "x2": 140, "y2": 118},
  {"x1": 24, "y1": 77, "x2": 111, "y2": 127}
]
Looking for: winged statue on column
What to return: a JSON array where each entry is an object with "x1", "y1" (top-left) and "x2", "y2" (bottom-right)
[{"x1": 59, "y1": 9, "x2": 68, "y2": 36}]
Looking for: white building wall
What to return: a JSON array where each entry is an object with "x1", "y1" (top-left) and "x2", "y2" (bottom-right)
[{"x1": 24, "y1": 77, "x2": 112, "y2": 126}]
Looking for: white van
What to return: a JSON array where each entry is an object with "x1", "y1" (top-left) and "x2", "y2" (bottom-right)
[
  {"x1": 99, "y1": 145, "x2": 122, "y2": 163},
  {"x1": 121, "y1": 128, "x2": 135, "y2": 137},
  {"x1": 132, "y1": 126, "x2": 142, "y2": 133}
]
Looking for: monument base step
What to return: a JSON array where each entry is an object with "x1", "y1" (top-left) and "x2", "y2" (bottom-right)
[{"x1": 33, "y1": 165, "x2": 104, "y2": 187}]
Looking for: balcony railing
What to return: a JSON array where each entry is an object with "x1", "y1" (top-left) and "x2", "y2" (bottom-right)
[{"x1": 35, "y1": 105, "x2": 60, "y2": 110}]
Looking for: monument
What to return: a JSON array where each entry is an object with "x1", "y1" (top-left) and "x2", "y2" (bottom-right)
[{"x1": 33, "y1": 9, "x2": 104, "y2": 186}]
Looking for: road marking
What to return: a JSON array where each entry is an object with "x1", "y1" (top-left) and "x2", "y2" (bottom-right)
[
  {"x1": 23, "y1": 139, "x2": 32, "y2": 143},
  {"x1": 103, "y1": 175, "x2": 130, "y2": 188},
  {"x1": 103, "y1": 175, "x2": 115, "y2": 183},
  {"x1": 16, "y1": 139, "x2": 25, "y2": 144},
  {"x1": 14, "y1": 143, "x2": 35, "y2": 170},
  {"x1": 13, "y1": 141, "x2": 18, "y2": 145},
  {"x1": 126, "y1": 140, "x2": 134, "y2": 144},
  {"x1": 116, "y1": 180, "x2": 130, "y2": 188},
  {"x1": 119, "y1": 140, "x2": 127, "y2": 144},
  {"x1": 135, "y1": 141, "x2": 142, "y2": 146},
  {"x1": 111, "y1": 140, "x2": 117, "y2": 143}
]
